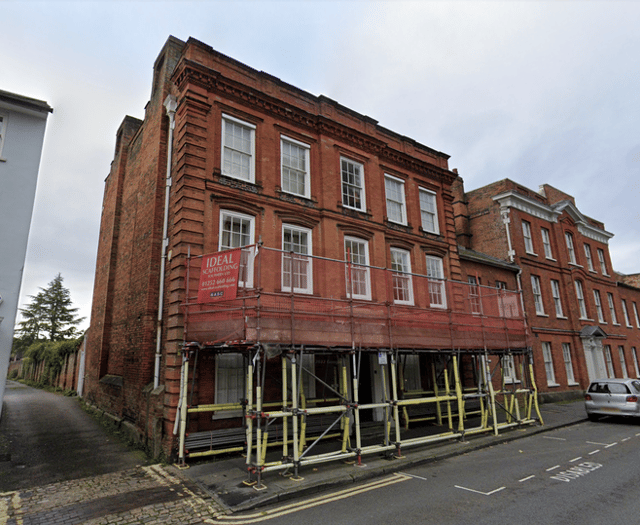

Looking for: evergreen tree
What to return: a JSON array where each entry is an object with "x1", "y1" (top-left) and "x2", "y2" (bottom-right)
[{"x1": 15, "y1": 274, "x2": 85, "y2": 342}]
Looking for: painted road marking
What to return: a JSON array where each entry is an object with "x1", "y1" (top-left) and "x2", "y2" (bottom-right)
[
  {"x1": 586, "y1": 441, "x2": 610, "y2": 446},
  {"x1": 588, "y1": 449, "x2": 600, "y2": 455},
  {"x1": 569, "y1": 457, "x2": 582, "y2": 463},
  {"x1": 454, "y1": 485, "x2": 505, "y2": 496},
  {"x1": 622, "y1": 437, "x2": 631, "y2": 442},
  {"x1": 0, "y1": 492, "x2": 23, "y2": 525},
  {"x1": 550, "y1": 462, "x2": 602, "y2": 483},
  {"x1": 543, "y1": 436, "x2": 566, "y2": 441},
  {"x1": 400, "y1": 472, "x2": 428, "y2": 481},
  {"x1": 519, "y1": 475, "x2": 535, "y2": 482},
  {"x1": 545, "y1": 465, "x2": 560, "y2": 472},
  {"x1": 209, "y1": 473, "x2": 411, "y2": 524},
  {"x1": 604, "y1": 442, "x2": 617, "y2": 448}
]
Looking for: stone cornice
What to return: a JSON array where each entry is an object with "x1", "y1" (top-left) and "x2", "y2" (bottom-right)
[
  {"x1": 553, "y1": 201, "x2": 614, "y2": 244},
  {"x1": 493, "y1": 190, "x2": 560, "y2": 222},
  {"x1": 172, "y1": 59, "x2": 457, "y2": 185}
]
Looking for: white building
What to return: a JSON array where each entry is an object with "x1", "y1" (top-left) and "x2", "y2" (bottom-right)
[{"x1": 0, "y1": 89, "x2": 52, "y2": 414}]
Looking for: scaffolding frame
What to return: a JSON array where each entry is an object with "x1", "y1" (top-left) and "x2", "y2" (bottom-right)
[
  {"x1": 176, "y1": 344, "x2": 542, "y2": 488},
  {"x1": 176, "y1": 247, "x2": 541, "y2": 485}
]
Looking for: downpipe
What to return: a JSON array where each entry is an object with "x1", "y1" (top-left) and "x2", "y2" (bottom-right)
[{"x1": 154, "y1": 94, "x2": 177, "y2": 390}]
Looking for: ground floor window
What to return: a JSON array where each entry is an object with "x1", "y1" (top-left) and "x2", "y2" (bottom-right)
[
  {"x1": 541, "y1": 342, "x2": 557, "y2": 386},
  {"x1": 604, "y1": 345, "x2": 615, "y2": 377},
  {"x1": 215, "y1": 353, "x2": 245, "y2": 417},
  {"x1": 562, "y1": 343, "x2": 576, "y2": 384}
]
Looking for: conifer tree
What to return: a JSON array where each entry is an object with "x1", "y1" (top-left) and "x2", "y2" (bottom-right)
[{"x1": 15, "y1": 274, "x2": 85, "y2": 342}]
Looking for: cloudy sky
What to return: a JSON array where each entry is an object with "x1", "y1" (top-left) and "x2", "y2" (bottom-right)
[{"x1": 4, "y1": 0, "x2": 639, "y2": 330}]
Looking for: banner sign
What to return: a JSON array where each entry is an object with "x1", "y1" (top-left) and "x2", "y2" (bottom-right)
[{"x1": 197, "y1": 249, "x2": 241, "y2": 303}]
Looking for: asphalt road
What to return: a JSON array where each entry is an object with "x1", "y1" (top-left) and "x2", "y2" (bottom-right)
[
  {"x1": 237, "y1": 418, "x2": 640, "y2": 525},
  {"x1": 0, "y1": 381, "x2": 145, "y2": 492}
]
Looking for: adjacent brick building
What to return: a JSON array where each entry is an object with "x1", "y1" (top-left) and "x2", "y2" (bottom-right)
[
  {"x1": 454, "y1": 178, "x2": 640, "y2": 399},
  {"x1": 84, "y1": 36, "x2": 638, "y2": 471}
]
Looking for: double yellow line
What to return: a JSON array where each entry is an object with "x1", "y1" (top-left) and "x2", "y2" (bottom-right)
[{"x1": 207, "y1": 472, "x2": 411, "y2": 524}]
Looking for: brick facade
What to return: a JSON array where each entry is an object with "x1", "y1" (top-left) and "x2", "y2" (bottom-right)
[
  {"x1": 85, "y1": 36, "x2": 639, "y2": 460},
  {"x1": 457, "y1": 178, "x2": 640, "y2": 400}
]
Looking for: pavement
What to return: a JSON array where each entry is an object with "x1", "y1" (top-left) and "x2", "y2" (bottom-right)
[{"x1": 0, "y1": 398, "x2": 587, "y2": 524}]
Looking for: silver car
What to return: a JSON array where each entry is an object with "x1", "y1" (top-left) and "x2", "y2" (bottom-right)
[{"x1": 585, "y1": 378, "x2": 640, "y2": 421}]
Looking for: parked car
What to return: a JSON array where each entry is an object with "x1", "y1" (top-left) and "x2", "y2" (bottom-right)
[{"x1": 585, "y1": 378, "x2": 640, "y2": 421}]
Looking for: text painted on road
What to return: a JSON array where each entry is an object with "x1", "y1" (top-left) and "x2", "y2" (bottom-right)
[{"x1": 550, "y1": 462, "x2": 602, "y2": 483}]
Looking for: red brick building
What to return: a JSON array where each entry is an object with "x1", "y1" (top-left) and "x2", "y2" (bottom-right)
[
  {"x1": 85, "y1": 36, "x2": 546, "y2": 474},
  {"x1": 455, "y1": 178, "x2": 640, "y2": 400}
]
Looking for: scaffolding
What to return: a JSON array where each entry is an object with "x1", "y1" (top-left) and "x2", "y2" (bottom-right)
[{"x1": 176, "y1": 247, "x2": 542, "y2": 486}]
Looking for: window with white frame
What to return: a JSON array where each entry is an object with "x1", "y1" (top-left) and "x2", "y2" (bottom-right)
[
  {"x1": 633, "y1": 302, "x2": 640, "y2": 328},
  {"x1": 541, "y1": 342, "x2": 557, "y2": 386},
  {"x1": 575, "y1": 280, "x2": 588, "y2": 319},
  {"x1": 468, "y1": 276, "x2": 481, "y2": 314},
  {"x1": 565, "y1": 232, "x2": 577, "y2": 264},
  {"x1": 341, "y1": 157, "x2": 365, "y2": 211},
  {"x1": 0, "y1": 113, "x2": 7, "y2": 159},
  {"x1": 390, "y1": 248, "x2": 413, "y2": 305},
  {"x1": 531, "y1": 275, "x2": 545, "y2": 315},
  {"x1": 385, "y1": 174, "x2": 407, "y2": 225},
  {"x1": 622, "y1": 299, "x2": 632, "y2": 327},
  {"x1": 522, "y1": 221, "x2": 534, "y2": 253},
  {"x1": 618, "y1": 346, "x2": 628, "y2": 377},
  {"x1": 215, "y1": 353, "x2": 245, "y2": 417},
  {"x1": 222, "y1": 114, "x2": 255, "y2": 182},
  {"x1": 503, "y1": 355, "x2": 517, "y2": 383},
  {"x1": 632, "y1": 348, "x2": 640, "y2": 378},
  {"x1": 219, "y1": 210, "x2": 255, "y2": 287},
  {"x1": 551, "y1": 279, "x2": 564, "y2": 317},
  {"x1": 541, "y1": 228, "x2": 553, "y2": 259},
  {"x1": 425, "y1": 255, "x2": 446, "y2": 308},
  {"x1": 597, "y1": 248, "x2": 608, "y2": 275},
  {"x1": 584, "y1": 244, "x2": 595, "y2": 271},
  {"x1": 607, "y1": 292, "x2": 618, "y2": 324},
  {"x1": 562, "y1": 343, "x2": 576, "y2": 384},
  {"x1": 593, "y1": 290, "x2": 605, "y2": 323},
  {"x1": 282, "y1": 224, "x2": 312, "y2": 294},
  {"x1": 281, "y1": 136, "x2": 310, "y2": 198},
  {"x1": 419, "y1": 188, "x2": 439, "y2": 234},
  {"x1": 604, "y1": 345, "x2": 614, "y2": 377},
  {"x1": 344, "y1": 237, "x2": 371, "y2": 300}
]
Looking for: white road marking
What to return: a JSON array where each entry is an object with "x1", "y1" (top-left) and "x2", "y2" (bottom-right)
[
  {"x1": 454, "y1": 485, "x2": 505, "y2": 496},
  {"x1": 604, "y1": 442, "x2": 617, "y2": 448},
  {"x1": 622, "y1": 437, "x2": 631, "y2": 442},
  {"x1": 588, "y1": 449, "x2": 600, "y2": 455},
  {"x1": 569, "y1": 457, "x2": 582, "y2": 463},
  {"x1": 546, "y1": 465, "x2": 560, "y2": 472},
  {"x1": 400, "y1": 472, "x2": 428, "y2": 481},
  {"x1": 519, "y1": 475, "x2": 535, "y2": 482},
  {"x1": 542, "y1": 436, "x2": 566, "y2": 441},
  {"x1": 586, "y1": 441, "x2": 610, "y2": 446}
]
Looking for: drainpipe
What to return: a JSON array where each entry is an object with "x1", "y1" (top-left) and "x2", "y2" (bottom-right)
[
  {"x1": 501, "y1": 207, "x2": 516, "y2": 264},
  {"x1": 154, "y1": 94, "x2": 177, "y2": 390}
]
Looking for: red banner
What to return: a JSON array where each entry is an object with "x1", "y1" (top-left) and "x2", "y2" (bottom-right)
[{"x1": 197, "y1": 249, "x2": 241, "y2": 303}]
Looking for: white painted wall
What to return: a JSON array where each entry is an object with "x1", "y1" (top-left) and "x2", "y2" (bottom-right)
[{"x1": 0, "y1": 91, "x2": 51, "y2": 415}]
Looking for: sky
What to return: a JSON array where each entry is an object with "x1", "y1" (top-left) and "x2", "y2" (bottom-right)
[{"x1": 3, "y1": 0, "x2": 640, "y2": 331}]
